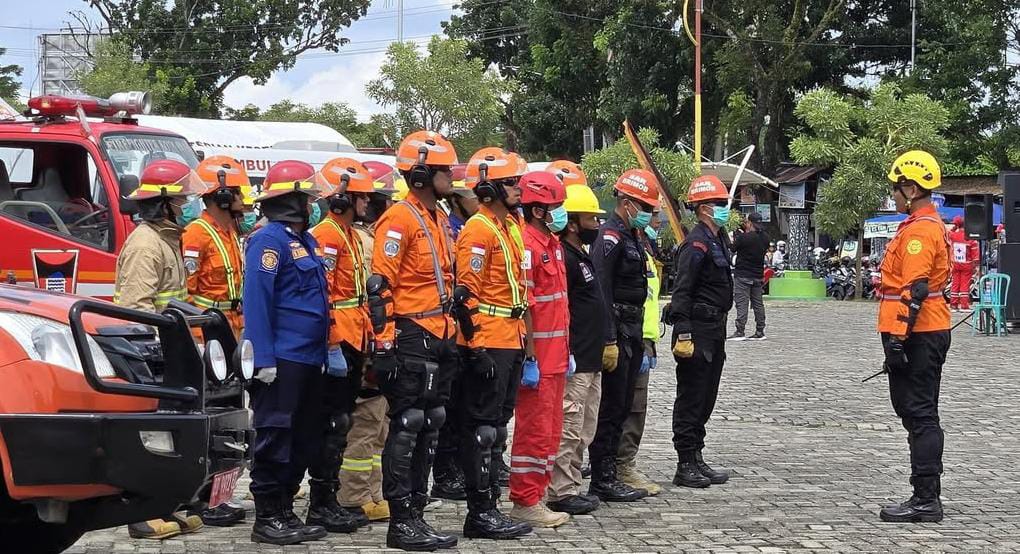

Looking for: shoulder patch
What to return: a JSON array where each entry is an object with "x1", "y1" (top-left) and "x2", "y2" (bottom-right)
[
  {"x1": 470, "y1": 255, "x2": 484, "y2": 273},
  {"x1": 184, "y1": 257, "x2": 199, "y2": 275},
  {"x1": 183, "y1": 249, "x2": 200, "y2": 258},
  {"x1": 384, "y1": 239, "x2": 400, "y2": 258},
  {"x1": 323, "y1": 255, "x2": 337, "y2": 271},
  {"x1": 907, "y1": 239, "x2": 924, "y2": 255},
  {"x1": 260, "y1": 248, "x2": 280, "y2": 274},
  {"x1": 522, "y1": 249, "x2": 532, "y2": 270}
]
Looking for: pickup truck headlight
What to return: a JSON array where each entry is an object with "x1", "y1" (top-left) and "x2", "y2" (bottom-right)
[
  {"x1": 238, "y1": 339, "x2": 255, "y2": 380},
  {"x1": 0, "y1": 312, "x2": 115, "y2": 378},
  {"x1": 204, "y1": 339, "x2": 228, "y2": 383}
]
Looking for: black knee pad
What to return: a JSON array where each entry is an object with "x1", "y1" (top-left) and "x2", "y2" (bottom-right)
[
  {"x1": 494, "y1": 426, "x2": 508, "y2": 449},
  {"x1": 424, "y1": 406, "x2": 446, "y2": 431},
  {"x1": 330, "y1": 412, "x2": 352, "y2": 435},
  {"x1": 397, "y1": 408, "x2": 425, "y2": 434},
  {"x1": 474, "y1": 425, "x2": 497, "y2": 449}
]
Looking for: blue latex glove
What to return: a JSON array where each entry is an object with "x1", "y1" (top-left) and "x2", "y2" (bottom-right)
[
  {"x1": 639, "y1": 354, "x2": 651, "y2": 374},
  {"x1": 567, "y1": 354, "x2": 576, "y2": 379},
  {"x1": 649, "y1": 355, "x2": 657, "y2": 370},
  {"x1": 327, "y1": 347, "x2": 348, "y2": 377},
  {"x1": 522, "y1": 357, "x2": 540, "y2": 388}
]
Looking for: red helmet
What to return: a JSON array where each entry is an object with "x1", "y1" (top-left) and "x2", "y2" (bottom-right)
[
  {"x1": 256, "y1": 160, "x2": 329, "y2": 203},
  {"x1": 687, "y1": 174, "x2": 729, "y2": 204},
  {"x1": 952, "y1": 215, "x2": 964, "y2": 227},
  {"x1": 129, "y1": 159, "x2": 208, "y2": 201},
  {"x1": 363, "y1": 160, "x2": 398, "y2": 194},
  {"x1": 519, "y1": 171, "x2": 566, "y2": 205},
  {"x1": 614, "y1": 169, "x2": 660, "y2": 207}
]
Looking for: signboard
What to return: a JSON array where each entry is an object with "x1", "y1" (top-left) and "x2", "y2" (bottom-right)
[
  {"x1": 863, "y1": 220, "x2": 899, "y2": 239},
  {"x1": 778, "y1": 183, "x2": 806, "y2": 209},
  {"x1": 740, "y1": 204, "x2": 772, "y2": 222},
  {"x1": 840, "y1": 239, "x2": 859, "y2": 260}
]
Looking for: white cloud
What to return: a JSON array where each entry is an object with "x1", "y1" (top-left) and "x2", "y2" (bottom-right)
[{"x1": 223, "y1": 51, "x2": 389, "y2": 122}]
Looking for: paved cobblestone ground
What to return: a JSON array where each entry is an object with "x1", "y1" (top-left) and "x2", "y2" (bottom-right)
[{"x1": 70, "y1": 302, "x2": 1020, "y2": 553}]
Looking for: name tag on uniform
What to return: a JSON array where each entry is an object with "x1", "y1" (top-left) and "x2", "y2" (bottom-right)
[{"x1": 289, "y1": 241, "x2": 309, "y2": 260}]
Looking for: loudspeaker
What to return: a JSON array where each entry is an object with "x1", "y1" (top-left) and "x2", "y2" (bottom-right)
[
  {"x1": 964, "y1": 194, "x2": 993, "y2": 240},
  {"x1": 998, "y1": 242, "x2": 1020, "y2": 322},
  {"x1": 1001, "y1": 171, "x2": 1020, "y2": 243}
]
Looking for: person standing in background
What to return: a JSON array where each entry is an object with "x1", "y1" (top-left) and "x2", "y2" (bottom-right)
[{"x1": 729, "y1": 212, "x2": 769, "y2": 341}]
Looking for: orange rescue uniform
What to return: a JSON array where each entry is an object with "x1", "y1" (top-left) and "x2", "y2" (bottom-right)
[
  {"x1": 455, "y1": 205, "x2": 528, "y2": 349},
  {"x1": 182, "y1": 212, "x2": 244, "y2": 334},
  {"x1": 311, "y1": 212, "x2": 370, "y2": 351},
  {"x1": 878, "y1": 204, "x2": 952, "y2": 334},
  {"x1": 372, "y1": 194, "x2": 456, "y2": 344}
]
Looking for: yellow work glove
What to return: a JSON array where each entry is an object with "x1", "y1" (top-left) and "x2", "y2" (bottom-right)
[
  {"x1": 673, "y1": 339, "x2": 695, "y2": 359},
  {"x1": 602, "y1": 343, "x2": 619, "y2": 372}
]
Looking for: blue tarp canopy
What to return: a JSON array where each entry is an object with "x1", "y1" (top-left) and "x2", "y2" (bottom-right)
[{"x1": 864, "y1": 205, "x2": 1003, "y2": 239}]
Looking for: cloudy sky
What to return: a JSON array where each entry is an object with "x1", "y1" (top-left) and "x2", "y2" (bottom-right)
[{"x1": 0, "y1": 0, "x2": 454, "y2": 121}]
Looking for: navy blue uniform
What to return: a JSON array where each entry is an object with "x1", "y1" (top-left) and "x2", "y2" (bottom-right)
[
  {"x1": 243, "y1": 221, "x2": 330, "y2": 498},
  {"x1": 588, "y1": 211, "x2": 649, "y2": 470},
  {"x1": 667, "y1": 221, "x2": 733, "y2": 455}
]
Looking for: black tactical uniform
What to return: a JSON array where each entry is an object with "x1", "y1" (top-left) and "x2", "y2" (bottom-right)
[
  {"x1": 667, "y1": 221, "x2": 734, "y2": 488},
  {"x1": 588, "y1": 211, "x2": 651, "y2": 501}
]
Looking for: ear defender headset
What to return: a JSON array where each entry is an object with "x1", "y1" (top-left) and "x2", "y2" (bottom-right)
[
  {"x1": 212, "y1": 167, "x2": 236, "y2": 209},
  {"x1": 329, "y1": 172, "x2": 353, "y2": 213},
  {"x1": 473, "y1": 159, "x2": 508, "y2": 204},
  {"x1": 409, "y1": 145, "x2": 433, "y2": 189}
]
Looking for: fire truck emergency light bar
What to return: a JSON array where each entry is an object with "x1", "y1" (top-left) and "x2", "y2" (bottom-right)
[{"x1": 27, "y1": 91, "x2": 152, "y2": 118}]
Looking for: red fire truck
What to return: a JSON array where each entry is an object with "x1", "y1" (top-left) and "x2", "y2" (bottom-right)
[{"x1": 0, "y1": 92, "x2": 200, "y2": 299}]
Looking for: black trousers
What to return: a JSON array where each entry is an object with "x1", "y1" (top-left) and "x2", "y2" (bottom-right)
[
  {"x1": 672, "y1": 334, "x2": 725, "y2": 455},
  {"x1": 457, "y1": 347, "x2": 522, "y2": 492},
  {"x1": 249, "y1": 358, "x2": 325, "y2": 498},
  {"x1": 379, "y1": 319, "x2": 458, "y2": 500},
  {"x1": 885, "y1": 331, "x2": 950, "y2": 479},
  {"x1": 307, "y1": 344, "x2": 364, "y2": 489},
  {"x1": 433, "y1": 371, "x2": 463, "y2": 481},
  {"x1": 588, "y1": 329, "x2": 643, "y2": 467}
]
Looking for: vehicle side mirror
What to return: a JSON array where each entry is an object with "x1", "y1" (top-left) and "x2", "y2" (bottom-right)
[
  {"x1": 119, "y1": 175, "x2": 140, "y2": 215},
  {"x1": 195, "y1": 150, "x2": 205, "y2": 162}
]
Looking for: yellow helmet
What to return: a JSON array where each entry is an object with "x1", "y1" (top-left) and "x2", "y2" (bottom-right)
[
  {"x1": 563, "y1": 184, "x2": 605, "y2": 214},
  {"x1": 888, "y1": 150, "x2": 941, "y2": 190},
  {"x1": 393, "y1": 176, "x2": 410, "y2": 201}
]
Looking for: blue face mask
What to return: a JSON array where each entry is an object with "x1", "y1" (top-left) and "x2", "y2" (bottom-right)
[
  {"x1": 548, "y1": 206, "x2": 568, "y2": 233},
  {"x1": 711, "y1": 205, "x2": 730, "y2": 227},
  {"x1": 239, "y1": 212, "x2": 257, "y2": 234},
  {"x1": 644, "y1": 225, "x2": 659, "y2": 241},
  {"x1": 308, "y1": 202, "x2": 323, "y2": 227},
  {"x1": 629, "y1": 209, "x2": 652, "y2": 230},
  {"x1": 178, "y1": 197, "x2": 202, "y2": 226}
]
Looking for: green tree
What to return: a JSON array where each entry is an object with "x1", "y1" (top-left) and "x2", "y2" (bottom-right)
[
  {"x1": 86, "y1": 0, "x2": 371, "y2": 116},
  {"x1": 0, "y1": 48, "x2": 24, "y2": 110},
  {"x1": 366, "y1": 37, "x2": 504, "y2": 157},
  {"x1": 789, "y1": 83, "x2": 950, "y2": 296},
  {"x1": 77, "y1": 40, "x2": 171, "y2": 109}
]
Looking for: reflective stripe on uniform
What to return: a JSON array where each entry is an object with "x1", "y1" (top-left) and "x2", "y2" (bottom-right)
[
  {"x1": 192, "y1": 295, "x2": 240, "y2": 310},
  {"x1": 115, "y1": 288, "x2": 188, "y2": 309},
  {"x1": 320, "y1": 217, "x2": 367, "y2": 307},
  {"x1": 532, "y1": 330, "x2": 567, "y2": 339},
  {"x1": 341, "y1": 457, "x2": 374, "y2": 472},
  {"x1": 476, "y1": 302, "x2": 523, "y2": 318},
  {"x1": 469, "y1": 212, "x2": 525, "y2": 308},
  {"x1": 533, "y1": 291, "x2": 565, "y2": 303},
  {"x1": 332, "y1": 298, "x2": 364, "y2": 309},
  {"x1": 193, "y1": 218, "x2": 242, "y2": 301}
]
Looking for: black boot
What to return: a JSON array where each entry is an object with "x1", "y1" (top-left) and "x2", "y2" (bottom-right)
[
  {"x1": 251, "y1": 494, "x2": 303, "y2": 545},
  {"x1": 307, "y1": 482, "x2": 363, "y2": 533},
  {"x1": 673, "y1": 453, "x2": 711, "y2": 488},
  {"x1": 547, "y1": 494, "x2": 599, "y2": 515},
  {"x1": 880, "y1": 476, "x2": 944, "y2": 523},
  {"x1": 387, "y1": 495, "x2": 440, "y2": 551},
  {"x1": 431, "y1": 460, "x2": 467, "y2": 501},
  {"x1": 463, "y1": 489, "x2": 530, "y2": 540},
  {"x1": 587, "y1": 458, "x2": 646, "y2": 502},
  {"x1": 411, "y1": 492, "x2": 458, "y2": 548},
  {"x1": 201, "y1": 503, "x2": 246, "y2": 527},
  {"x1": 490, "y1": 485, "x2": 532, "y2": 537},
  {"x1": 281, "y1": 490, "x2": 327, "y2": 540},
  {"x1": 694, "y1": 451, "x2": 730, "y2": 484}
]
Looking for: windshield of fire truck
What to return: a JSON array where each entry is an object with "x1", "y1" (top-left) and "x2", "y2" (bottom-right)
[{"x1": 100, "y1": 133, "x2": 199, "y2": 182}]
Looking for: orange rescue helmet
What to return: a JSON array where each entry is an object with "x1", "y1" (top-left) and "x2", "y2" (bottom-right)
[
  {"x1": 129, "y1": 159, "x2": 209, "y2": 201},
  {"x1": 546, "y1": 160, "x2": 588, "y2": 186},
  {"x1": 687, "y1": 174, "x2": 729, "y2": 205},
  {"x1": 196, "y1": 155, "x2": 249, "y2": 191},
  {"x1": 465, "y1": 147, "x2": 529, "y2": 188},
  {"x1": 318, "y1": 157, "x2": 376, "y2": 196},
  {"x1": 395, "y1": 130, "x2": 458, "y2": 172},
  {"x1": 614, "y1": 168, "x2": 660, "y2": 207},
  {"x1": 256, "y1": 160, "x2": 329, "y2": 203}
]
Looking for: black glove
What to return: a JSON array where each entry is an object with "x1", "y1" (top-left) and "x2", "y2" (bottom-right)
[
  {"x1": 883, "y1": 337, "x2": 909, "y2": 372},
  {"x1": 372, "y1": 350, "x2": 398, "y2": 382},
  {"x1": 468, "y1": 348, "x2": 496, "y2": 380}
]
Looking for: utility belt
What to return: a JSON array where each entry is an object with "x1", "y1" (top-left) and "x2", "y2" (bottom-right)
[
  {"x1": 612, "y1": 303, "x2": 643, "y2": 324},
  {"x1": 331, "y1": 295, "x2": 367, "y2": 310},
  {"x1": 192, "y1": 295, "x2": 242, "y2": 311},
  {"x1": 394, "y1": 300, "x2": 452, "y2": 321},
  {"x1": 691, "y1": 302, "x2": 725, "y2": 322},
  {"x1": 476, "y1": 302, "x2": 527, "y2": 320}
]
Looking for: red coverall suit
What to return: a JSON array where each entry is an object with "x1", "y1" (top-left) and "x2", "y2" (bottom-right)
[
  {"x1": 509, "y1": 223, "x2": 570, "y2": 507},
  {"x1": 948, "y1": 226, "x2": 978, "y2": 310}
]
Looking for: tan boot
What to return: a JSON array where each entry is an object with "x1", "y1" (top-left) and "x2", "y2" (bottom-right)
[
  {"x1": 127, "y1": 519, "x2": 182, "y2": 540},
  {"x1": 167, "y1": 511, "x2": 205, "y2": 534},
  {"x1": 617, "y1": 462, "x2": 662, "y2": 496},
  {"x1": 509, "y1": 502, "x2": 570, "y2": 528},
  {"x1": 361, "y1": 500, "x2": 390, "y2": 521}
]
